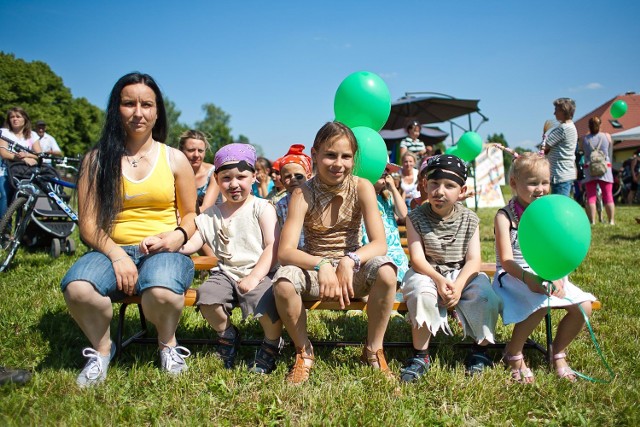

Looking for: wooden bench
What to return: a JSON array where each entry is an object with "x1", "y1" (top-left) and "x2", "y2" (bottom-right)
[{"x1": 115, "y1": 254, "x2": 601, "y2": 366}]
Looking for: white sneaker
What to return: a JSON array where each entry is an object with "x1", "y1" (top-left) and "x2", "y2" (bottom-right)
[
  {"x1": 76, "y1": 342, "x2": 115, "y2": 388},
  {"x1": 160, "y1": 344, "x2": 191, "y2": 375}
]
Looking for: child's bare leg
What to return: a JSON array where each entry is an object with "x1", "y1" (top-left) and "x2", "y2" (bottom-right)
[
  {"x1": 273, "y1": 279, "x2": 310, "y2": 350},
  {"x1": 411, "y1": 325, "x2": 432, "y2": 350},
  {"x1": 258, "y1": 316, "x2": 283, "y2": 341},
  {"x1": 552, "y1": 301, "x2": 591, "y2": 375},
  {"x1": 504, "y1": 308, "x2": 546, "y2": 379},
  {"x1": 365, "y1": 264, "x2": 396, "y2": 351},
  {"x1": 199, "y1": 304, "x2": 231, "y2": 333}
]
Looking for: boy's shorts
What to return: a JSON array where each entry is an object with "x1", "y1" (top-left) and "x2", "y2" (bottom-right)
[{"x1": 197, "y1": 270, "x2": 279, "y2": 323}]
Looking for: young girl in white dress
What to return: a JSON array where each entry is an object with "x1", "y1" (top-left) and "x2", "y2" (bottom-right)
[{"x1": 493, "y1": 151, "x2": 595, "y2": 383}]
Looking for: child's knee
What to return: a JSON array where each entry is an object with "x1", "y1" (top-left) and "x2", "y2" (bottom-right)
[
  {"x1": 273, "y1": 279, "x2": 295, "y2": 299},
  {"x1": 376, "y1": 264, "x2": 397, "y2": 288},
  {"x1": 580, "y1": 301, "x2": 592, "y2": 317}
]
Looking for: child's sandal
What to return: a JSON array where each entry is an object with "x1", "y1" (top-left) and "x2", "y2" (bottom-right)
[
  {"x1": 285, "y1": 345, "x2": 314, "y2": 384},
  {"x1": 503, "y1": 353, "x2": 534, "y2": 384},
  {"x1": 360, "y1": 344, "x2": 395, "y2": 380},
  {"x1": 553, "y1": 352, "x2": 577, "y2": 382}
]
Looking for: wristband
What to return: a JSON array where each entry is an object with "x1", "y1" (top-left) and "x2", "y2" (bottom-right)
[
  {"x1": 314, "y1": 258, "x2": 332, "y2": 271},
  {"x1": 175, "y1": 226, "x2": 189, "y2": 245},
  {"x1": 346, "y1": 252, "x2": 361, "y2": 273}
]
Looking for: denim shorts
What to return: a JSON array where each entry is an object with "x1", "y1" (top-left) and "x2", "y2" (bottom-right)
[
  {"x1": 60, "y1": 245, "x2": 194, "y2": 301},
  {"x1": 551, "y1": 180, "x2": 573, "y2": 197}
]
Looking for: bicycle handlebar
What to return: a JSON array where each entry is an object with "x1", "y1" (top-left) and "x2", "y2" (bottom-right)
[{"x1": 0, "y1": 129, "x2": 81, "y2": 166}]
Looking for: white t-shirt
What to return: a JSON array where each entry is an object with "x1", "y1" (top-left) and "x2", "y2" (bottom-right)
[
  {"x1": 0, "y1": 128, "x2": 39, "y2": 176},
  {"x1": 37, "y1": 132, "x2": 62, "y2": 154}
]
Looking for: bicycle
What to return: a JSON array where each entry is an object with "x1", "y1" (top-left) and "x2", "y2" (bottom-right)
[{"x1": 0, "y1": 130, "x2": 80, "y2": 272}]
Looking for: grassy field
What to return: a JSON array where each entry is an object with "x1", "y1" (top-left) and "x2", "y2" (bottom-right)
[{"x1": 1, "y1": 205, "x2": 639, "y2": 426}]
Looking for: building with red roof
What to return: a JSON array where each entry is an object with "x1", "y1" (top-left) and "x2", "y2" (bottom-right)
[{"x1": 574, "y1": 92, "x2": 640, "y2": 163}]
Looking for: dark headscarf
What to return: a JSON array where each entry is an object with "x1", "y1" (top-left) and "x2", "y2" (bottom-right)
[{"x1": 424, "y1": 154, "x2": 467, "y2": 186}]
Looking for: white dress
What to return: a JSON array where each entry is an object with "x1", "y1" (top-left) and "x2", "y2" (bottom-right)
[{"x1": 492, "y1": 200, "x2": 596, "y2": 325}]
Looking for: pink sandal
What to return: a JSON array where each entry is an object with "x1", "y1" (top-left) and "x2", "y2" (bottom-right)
[
  {"x1": 553, "y1": 352, "x2": 577, "y2": 382},
  {"x1": 503, "y1": 353, "x2": 534, "y2": 384}
]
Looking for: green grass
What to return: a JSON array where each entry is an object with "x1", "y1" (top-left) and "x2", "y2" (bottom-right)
[{"x1": 2, "y1": 206, "x2": 640, "y2": 425}]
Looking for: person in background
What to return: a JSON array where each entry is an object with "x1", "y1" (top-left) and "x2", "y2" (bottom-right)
[
  {"x1": 399, "y1": 151, "x2": 420, "y2": 210},
  {"x1": 266, "y1": 157, "x2": 287, "y2": 203},
  {"x1": 361, "y1": 162, "x2": 409, "y2": 285},
  {"x1": 34, "y1": 120, "x2": 63, "y2": 155},
  {"x1": 274, "y1": 144, "x2": 313, "y2": 249},
  {"x1": 544, "y1": 98, "x2": 577, "y2": 197},
  {"x1": 0, "y1": 107, "x2": 42, "y2": 217},
  {"x1": 178, "y1": 130, "x2": 219, "y2": 212},
  {"x1": 628, "y1": 149, "x2": 639, "y2": 205},
  {"x1": 579, "y1": 117, "x2": 615, "y2": 225},
  {"x1": 60, "y1": 72, "x2": 197, "y2": 387},
  {"x1": 253, "y1": 156, "x2": 274, "y2": 198},
  {"x1": 399, "y1": 120, "x2": 428, "y2": 161}
]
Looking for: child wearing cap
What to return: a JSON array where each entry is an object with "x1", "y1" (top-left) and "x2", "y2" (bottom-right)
[
  {"x1": 274, "y1": 144, "x2": 313, "y2": 249},
  {"x1": 178, "y1": 143, "x2": 284, "y2": 373},
  {"x1": 399, "y1": 154, "x2": 502, "y2": 382}
]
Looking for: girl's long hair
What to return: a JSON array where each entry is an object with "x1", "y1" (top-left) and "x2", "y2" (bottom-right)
[
  {"x1": 3, "y1": 107, "x2": 32, "y2": 139},
  {"x1": 79, "y1": 72, "x2": 167, "y2": 235}
]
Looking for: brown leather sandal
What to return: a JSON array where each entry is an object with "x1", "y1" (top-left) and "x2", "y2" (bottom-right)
[
  {"x1": 286, "y1": 344, "x2": 314, "y2": 384},
  {"x1": 360, "y1": 345, "x2": 395, "y2": 380}
]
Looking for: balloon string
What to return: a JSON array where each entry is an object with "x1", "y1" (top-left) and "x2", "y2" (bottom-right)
[{"x1": 540, "y1": 281, "x2": 615, "y2": 383}]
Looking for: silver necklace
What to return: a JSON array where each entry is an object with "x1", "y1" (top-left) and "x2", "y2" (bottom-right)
[{"x1": 125, "y1": 141, "x2": 155, "y2": 168}]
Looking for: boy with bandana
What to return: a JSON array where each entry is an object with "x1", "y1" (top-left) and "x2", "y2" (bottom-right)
[{"x1": 399, "y1": 154, "x2": 502, "y2": 382}]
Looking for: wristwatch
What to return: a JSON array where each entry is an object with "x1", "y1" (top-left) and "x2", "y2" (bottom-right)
[{"x1": 345, "y1": 252, "x2": 361, "y2": 272}]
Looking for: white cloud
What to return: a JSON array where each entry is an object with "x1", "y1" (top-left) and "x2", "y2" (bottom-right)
[{"x1": 569, "y1": 82, "x2": 604, "y2": 92}]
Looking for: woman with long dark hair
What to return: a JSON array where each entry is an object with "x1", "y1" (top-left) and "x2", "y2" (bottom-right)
[{"x1": 60, "y1": 72, "x2": 197, "y2": 387}]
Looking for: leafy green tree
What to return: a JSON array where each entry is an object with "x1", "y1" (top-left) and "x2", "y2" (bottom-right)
[
  {"x1": 194, "y1": 103, "x2": 233, "y2": 153},
  {"x1": 164, "y1": 97, "x2": 188, "y2": 148},
  {"x1": 0, "y1": 52, "x2": 103, "y2": 156}
]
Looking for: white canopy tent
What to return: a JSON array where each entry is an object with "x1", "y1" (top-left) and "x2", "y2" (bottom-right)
[{"x1": 612, "y1": 125, "x2": 640, "y2": 141}]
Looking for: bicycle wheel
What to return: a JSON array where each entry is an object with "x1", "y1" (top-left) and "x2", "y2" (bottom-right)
[{"x1": 0, "y1": 196, "x2": 29, "y2": 272}]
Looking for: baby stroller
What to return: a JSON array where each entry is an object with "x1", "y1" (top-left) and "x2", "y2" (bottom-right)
[{"x1": 5, "y1": 161, "x2": 77, "y2": 258}]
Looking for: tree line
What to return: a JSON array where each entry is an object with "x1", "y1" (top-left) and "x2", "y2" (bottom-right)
[{"x1": 0, "y1": 52, "x2": 256, "y2": 160}]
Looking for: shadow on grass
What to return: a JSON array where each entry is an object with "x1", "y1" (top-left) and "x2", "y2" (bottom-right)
[
  {"x1": 607, "y1": 233, "x2": 640, "y2": 241},
  {"x1": 35, "y1": 308, "x2": 86, "y2": 370}
]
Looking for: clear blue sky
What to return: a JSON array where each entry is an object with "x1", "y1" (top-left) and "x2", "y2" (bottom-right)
[{"x1": 2, "y1": 0, "x2": 639, "y2": 159}]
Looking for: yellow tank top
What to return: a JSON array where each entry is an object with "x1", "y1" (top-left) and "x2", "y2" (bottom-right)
[{"x1": 111, "y1": 143, "x2": 178, "y2": 245}]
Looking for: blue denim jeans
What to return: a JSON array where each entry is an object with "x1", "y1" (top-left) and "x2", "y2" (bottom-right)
[
  {"x1": 61, "y1": 245, "x2": 194, "y2": 301},
  {"x1": 551, "y1": 180, "x2": 573, "y2": 197}
]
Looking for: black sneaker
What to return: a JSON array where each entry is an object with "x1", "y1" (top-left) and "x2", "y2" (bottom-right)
[
  {"x1": 0, "y1": 366, "x2": 32, "y2": 386},
  {"x1": 248, "y1": 338, "x2": 284, "y2": 374},
  {"x1": 215, "y1": 326, "x2": 241, "y2": 369},
  {"x1": 465, "y1": 350, "x2": 493, "y2": 375},
  {"x1": 400, "y1": 356, "x2": 430, "y2": 382}
]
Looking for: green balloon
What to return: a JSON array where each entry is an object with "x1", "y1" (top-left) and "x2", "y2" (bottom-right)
[
  {"x1": 455, "y1": 131, "x2": 483, "y2": 162},
  {"x1": 352, "y1": 126, "x2": 388, "y2": 184},
  {"x1": 334, "y1": 71, "x2": 391, "y2": 132},
  {"x1": 518, "y1": 195, "x2": 591, "y2": 281},
  {"x1": 445, "y1": 146, "x2": 458, "y2": 155},
  {"x1": 610, "y1": 100, "x2": 628, "y2": 119}
]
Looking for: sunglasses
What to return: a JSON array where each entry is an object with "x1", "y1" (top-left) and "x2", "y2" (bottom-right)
[{"x1": 284, "y1": 173, "x2": 306, "y2": 181}]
